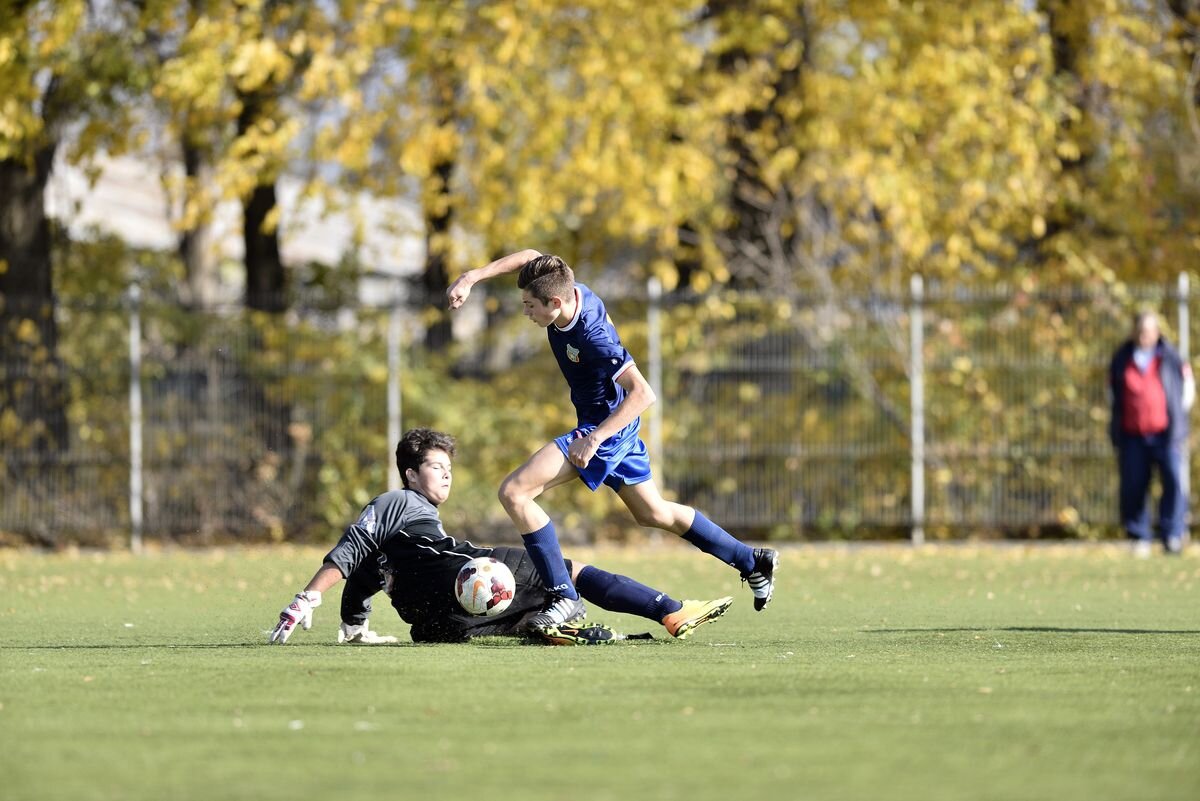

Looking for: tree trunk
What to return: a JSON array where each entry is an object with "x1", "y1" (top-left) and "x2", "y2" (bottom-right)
[
  {"x1": 234, "y1": 92, "x2": 291, "y2": 472},
  {"x1": 178, "y1": 140, "x2": 220, "y2": 308},
  {"x1": 1167, "y1": 2, "x2": 1200, "y2": 107},
  {"x1": 1036, "y1": 0, "x2": 1093, "y2": 248},
  {"x1": 0, "y1": 144, "x2": 68, "y2": 455},
  {"x1": 237, "y1": 92, "x2": 286, "y2": 313},
  {"x1": 422, "y1": 156, "x2": 454, "y2": 351},
  {"x1": 242, "y1": 181, "x2": 285, "y2": 312},
  {"x1": 709, "y1": 0, "x2": 810, "y2": 291}
]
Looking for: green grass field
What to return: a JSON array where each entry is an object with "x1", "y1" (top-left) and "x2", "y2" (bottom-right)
[{"x1": 2, "y1": 543, "x2": 1198, "y2": 801}]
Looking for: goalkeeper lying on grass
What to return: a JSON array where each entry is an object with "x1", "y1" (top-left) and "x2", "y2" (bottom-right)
[{"x1": 268, "y1": 428, "x2": 733, "y2": 646}]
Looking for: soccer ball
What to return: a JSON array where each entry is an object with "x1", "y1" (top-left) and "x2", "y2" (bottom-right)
[{"x1": 454, "y1": 557, "x2": 516, "y2": 617}]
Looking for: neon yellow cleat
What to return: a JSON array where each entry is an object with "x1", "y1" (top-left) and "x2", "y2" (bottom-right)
[
  {"x1": 661, "y1": 596, "x2": 734, "y2": 639},
  {"x1": 537, "y1": 622, "x2": 619, "y2": 646}
]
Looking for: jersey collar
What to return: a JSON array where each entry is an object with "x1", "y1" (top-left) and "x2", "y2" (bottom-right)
[{"x1": 554, "y1": 287, "x2": 583, "y2": 333}]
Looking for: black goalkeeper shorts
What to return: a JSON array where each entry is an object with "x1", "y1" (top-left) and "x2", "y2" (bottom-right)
[{"x1": 404, "y1": 546, "x2": 570, "y2": 643}]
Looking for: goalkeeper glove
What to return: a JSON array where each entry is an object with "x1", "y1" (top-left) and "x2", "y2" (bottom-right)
[
  {"x1": 337, "y1": 621, "x2": 398, "y2": 645},
  {"x1": 268, "y1": 590, "x2": 321, "y2": 644}
]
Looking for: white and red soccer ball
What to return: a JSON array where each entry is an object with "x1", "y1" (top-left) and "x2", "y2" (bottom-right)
[{"x1": 454, "y1": 557, "x2": 516, "y2": 617}]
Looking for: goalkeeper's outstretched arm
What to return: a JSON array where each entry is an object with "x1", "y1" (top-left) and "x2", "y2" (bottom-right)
[{"x1": 267, "y1": 563, "x2": 345, "y2": 644}]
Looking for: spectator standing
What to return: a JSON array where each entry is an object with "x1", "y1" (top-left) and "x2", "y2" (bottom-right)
[{"x1": 1109, "y1": 311, "x2": 1194, "y2": 556}]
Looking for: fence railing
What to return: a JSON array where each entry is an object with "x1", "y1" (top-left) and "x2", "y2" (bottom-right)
[{"x1": 0, "y1": 274, "x2": 1193, "y2": 546}]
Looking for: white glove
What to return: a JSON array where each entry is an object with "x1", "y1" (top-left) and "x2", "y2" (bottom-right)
[
  {"x1": 268, "y1": 591, "x2": 322, "y2": 644},
  {"x1": 337, "y1": 621, "x2": 398, "y2": 645}
]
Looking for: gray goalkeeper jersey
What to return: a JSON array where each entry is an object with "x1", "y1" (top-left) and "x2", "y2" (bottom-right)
[{"x1": 324, "y1": 488, "x2": 489, "y2": 626}]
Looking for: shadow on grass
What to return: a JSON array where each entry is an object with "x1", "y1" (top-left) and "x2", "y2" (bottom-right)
[
  {"x1": 865, "y1": 626, "x2": 1200, "y2": 635},
  {"x1": 1, "y1": 642, "x2": 273, "y2": 650},
  {"x1": 0, "y1": 639, "x2": 582, "y2": 650}
]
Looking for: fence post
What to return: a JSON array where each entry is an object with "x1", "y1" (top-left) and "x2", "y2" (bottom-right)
[
  {"x1": 387, "y1": 292, "x2": 403, "y2": 491},
  {"x1": 1179, "y1": 272, "x2": 1190, "y2": 517},
  {"x1": 910, "y1": 274, "x2": 926, "y2": 546},
  {"x1": 647, "y1": 277, "x2": 664, "y2": 477},
  {"x1": 128, "y1": 283, "x2": 144, "y2": 554}
]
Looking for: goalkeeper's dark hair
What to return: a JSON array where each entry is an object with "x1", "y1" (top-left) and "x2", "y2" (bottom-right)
[
  {"x1": 396, "y1": 428, "x2": 456, "y2": 488},
  {"x1": 517, "y1": 254, "x2": 574, "y2": 304}
]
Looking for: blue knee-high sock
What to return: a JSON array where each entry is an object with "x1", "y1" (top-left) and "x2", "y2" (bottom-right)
[
  {"x1": 521, "y1": 521, "x2": 578, "y2": 600},
  {"x1": 574, "y1": 565, "x2": 682, "y2": 622},
  {"x1": 682, "y1": 511, "x2": 756, "y2": 574}
]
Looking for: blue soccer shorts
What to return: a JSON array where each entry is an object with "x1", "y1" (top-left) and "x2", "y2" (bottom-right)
[{"x1": 553, "y1": 424, "x2": 652, "y2": 492}]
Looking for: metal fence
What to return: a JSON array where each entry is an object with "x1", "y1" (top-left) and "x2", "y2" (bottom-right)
[{"x1": 0, "y1": 275, "x2": 1193, "y2": 546}]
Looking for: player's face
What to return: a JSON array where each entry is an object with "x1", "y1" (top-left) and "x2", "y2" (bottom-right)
[
  {"x1": 1136, "y1": 318, "x2": 1159, "y2": 349},
  {"x1": 521, "y1": 290, "x2": 561, "y2": 328},
  {"x1": 410, "y1": 449, "x2": 453, "y2": 506}
]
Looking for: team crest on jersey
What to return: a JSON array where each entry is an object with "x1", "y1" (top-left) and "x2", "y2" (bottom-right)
[
  {"x1": 566, "y1": 344, "x2": 580, "y2": 363},
  {"x1": 356, "y1": 505, "x2": 377, "y2": 535}
]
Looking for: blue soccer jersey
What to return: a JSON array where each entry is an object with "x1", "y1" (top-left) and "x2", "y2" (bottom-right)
[
  {"x1": 548, "y1": 283, "x2": 636, "y2": 428},
  {"x1": 547, "y1": 283, "x2": 651, "y2": 491}
]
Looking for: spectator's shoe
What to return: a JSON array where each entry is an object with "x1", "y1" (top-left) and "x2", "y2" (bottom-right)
[
  {"x1": 538, "y1": 622, "x2": 618, "y2": 646},
  {"x1": 662, "y1": 597, "x2": 734, "y2": 639},
  {"x1": 1131, "y1": 539, "x2": 1153, "y2": 559},
  {"x1": 526, "y1": 594, "x2": 587, "y2": 631},
  {"x1": 337, "y1": 622, "x2": 398, "y2": 644},
  {"x1": 742, "y1": 548, "x2": 779, "y2": 611},
  {"x1": 1165, "y1": 536, "x2": 1185, "y2": 556}
]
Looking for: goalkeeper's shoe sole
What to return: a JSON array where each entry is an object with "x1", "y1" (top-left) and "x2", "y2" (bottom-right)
[
  {"x1": 538, "y1": 622, "x2": 618, "y2": 646},
  {"x1": 742, "y1": 548, "x2": 778, "y2": 611},
  {"x1": 661, "y1": 596, "x2": 734, "y2": 639}
]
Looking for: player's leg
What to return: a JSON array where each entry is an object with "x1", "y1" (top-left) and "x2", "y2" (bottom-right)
[
  {"x1": 498, "y1": 442, "x2": 580, "y2": 533},
  {"x1": 478, "y1": 547, "x2": 613, "y2": 644},
  {"x1": 617, "y1": 478, "x2": 754, "y2": 569},
  {"x1": 1152, "y1": 434, "x2": 1186, "y2": 553},
  {"x1": 569, "y1": 560, "x2": 733, "y2": 639},
  {"x1": 617, "y1": 478, "x2": 777, "y2": 610},
  {"x1": 1118, "y1": 434, "x2": 1154, "y2": 555},
  {"x1": 498, "y1": 444, "x2": 587, "y2": 621}
]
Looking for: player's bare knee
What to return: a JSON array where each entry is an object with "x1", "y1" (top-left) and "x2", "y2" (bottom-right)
[
  {"x1": 497, "y1": 481, "x2": 517, "y2": 511},
  {"x1": 497, "y1": 476, "x2": 529, "y2": 511},
  {"x1": 633, "y1": 507, "x2": 675, "y2": 530}
]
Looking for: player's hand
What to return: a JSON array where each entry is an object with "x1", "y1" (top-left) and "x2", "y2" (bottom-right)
[
  {"x1": 446, "y1": 273, "x2": 475, "y2": 309},
  {"x1": 337, "y1": 621, "x2": 399, "y2": 645},
  {"x1": 268, "y1": 590, "x2": 322, "y2": 644},
  {"x1": 567, "y1": 430, "x2": 601, "y2": 468}
]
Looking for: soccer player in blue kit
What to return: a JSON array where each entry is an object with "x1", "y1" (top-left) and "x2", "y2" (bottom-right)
[{"x1": 447, "y1": 251, "x2": 778, "y2": 630}]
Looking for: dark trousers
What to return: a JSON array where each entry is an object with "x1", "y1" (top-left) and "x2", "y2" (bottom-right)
[{"x1": 1117, "y1": 431, "x2": 1186, "y2": 541}]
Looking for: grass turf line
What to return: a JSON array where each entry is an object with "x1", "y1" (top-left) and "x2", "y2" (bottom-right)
[{"x1": 1, "y1": 544, "x2": 1198, "y2": 801}]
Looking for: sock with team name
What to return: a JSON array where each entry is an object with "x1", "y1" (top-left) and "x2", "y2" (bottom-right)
[
  {"x1": 521, "y1": 521, "x2": 579, "y2": 600},
  {"x1": 574, "y1": 565, "x2": 683, "y2": 622},
  {"x1": 681, "y1": 510, "x2": 756, "y2": 574}
]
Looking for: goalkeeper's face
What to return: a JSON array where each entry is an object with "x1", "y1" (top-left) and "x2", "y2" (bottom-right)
[{"x1": 409, "y1": 448, "x2": 453, "y2": 506}]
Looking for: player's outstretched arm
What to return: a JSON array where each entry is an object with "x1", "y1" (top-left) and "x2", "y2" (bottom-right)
[
  {"x1": 446, "y1": 249, "x2": 542, "y2": 309},
  {"x1": 268, "y1": 563, "x2": 345, "y2": 644}
]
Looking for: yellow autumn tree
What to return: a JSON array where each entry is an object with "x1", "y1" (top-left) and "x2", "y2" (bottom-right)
[
  {"x1": 342, "y1": 0, "x2": 721, "y2": 326},
  {"x1": 148, "y1": 0, "x2": 388, "y2": 309}
]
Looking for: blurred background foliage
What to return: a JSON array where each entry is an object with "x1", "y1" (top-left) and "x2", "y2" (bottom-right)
[{"x1": 2, "y1": 0, "x2": 1200, "y2": 544}]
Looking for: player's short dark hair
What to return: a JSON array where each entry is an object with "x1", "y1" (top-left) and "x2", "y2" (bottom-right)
[
  {"x1": 396, "y1": 428, "x2": 456, "y2": 488},
  {"x1": 517, "y1": 254, "x2": 575, "y2": 304}
]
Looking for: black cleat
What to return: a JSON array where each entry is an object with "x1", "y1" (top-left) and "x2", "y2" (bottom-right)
[
  {"x1": 538, "y1": 622, "x2": 618, "y2": 646},
  {"x1": 742, "y1": 548, "x2": 778, "y2": 611}
]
